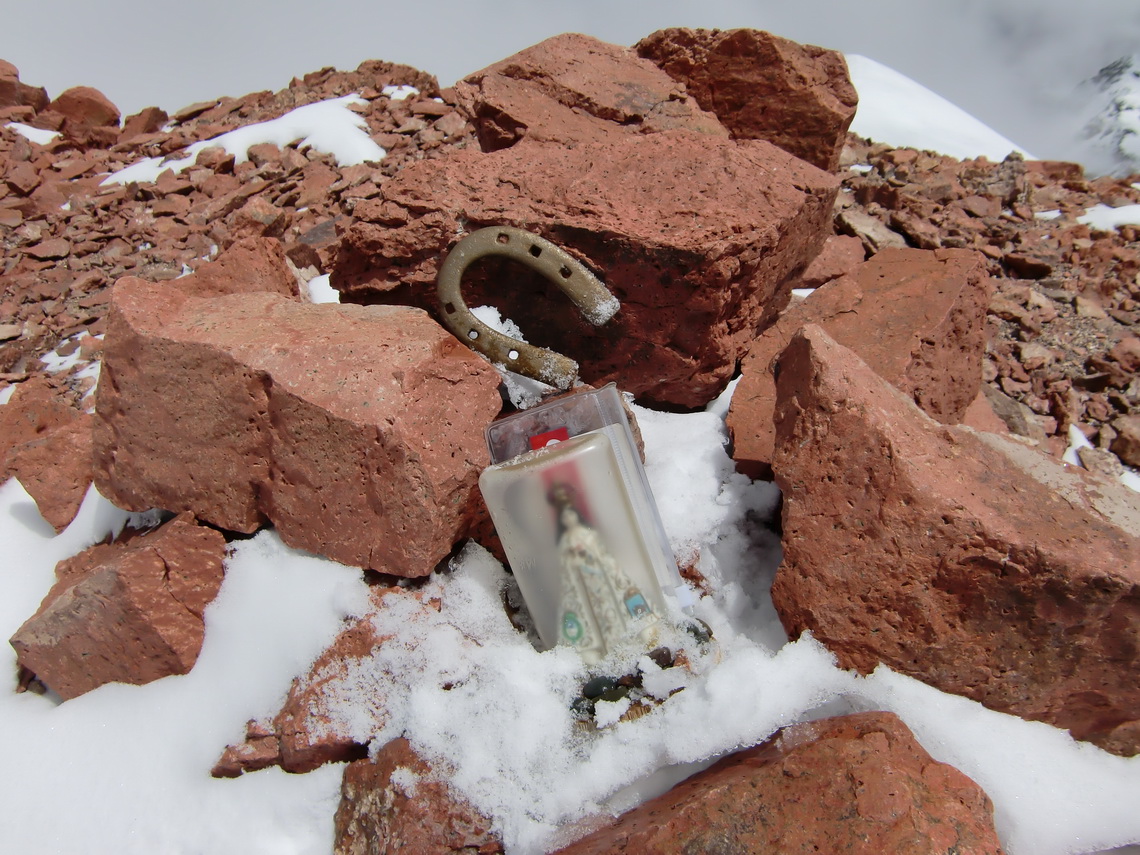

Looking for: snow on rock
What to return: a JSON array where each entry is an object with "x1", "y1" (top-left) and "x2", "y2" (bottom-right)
[
  {"x1": 555, "y1": 711, "x2": 1005, "y2": 855},
  {"x1": 5, "y1": 121, "x2": 59, "y2": 145},
  {"x1": 102, "y1": 95, "x2": 386, "y2": 186}
]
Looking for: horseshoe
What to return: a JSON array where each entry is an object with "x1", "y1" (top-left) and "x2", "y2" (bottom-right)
[{"x1": 436, "y1": 226, "x2": 619, "y2": 390}]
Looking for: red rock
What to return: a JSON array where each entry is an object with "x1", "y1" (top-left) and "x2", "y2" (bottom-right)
[
  {"x1": 334, "y1": 738, "x2": 502, "y2": 855},
  {"x1": 793, "y1": 234, "x2": 865, "y2": 288},
  {"x1": 0, "y1": 376, "x2": 80, "y2": 481},
  {"x1": 770, "y1": 325, "x2": 1140, "y2": 755},
  {"x1": 5, "y1": 160, "x2": 40, "y2": 195},
  {"x1": 92, "y1": 279, "x2": 502, "y2": 575},
  {"x1": 177, "y1": 237, "x2": 298, "y2": 299},
  {"x1": 9, "y1": 513, "x2": 225, "y2": 699},
  {"x1": 25, "y1": 238, "x2": 70, "y2": 260},
  {"x1": 8, "y1": 413, "x2": 93, "y2": 532},
  {"x1": 636, "y1": 28, "x2": 859, "y2": 172},
  {"x1": 453, "y1": 33, "x2": 727, "y2": 152},
  {"x1": 120, "y1": 106, "x2": 169, "y2": 139},
  {"x1": 0, "y1": 60, "x2": 49, "y2": 113},
  {"x1": 1110, "y1": 414, "x2": 1140, "y2": 467},
  {"x1": 274, "y1": 588, "x2": 400, "y2": 772},
  {"x1": 555, "y1": 712, "x2": 1003, "y2": 855},
  {"x1": 961, "y1": 390, "x2": 1010, "y2": 435},
  {"x1": 211, "y1": 720, "x2": 282, "y2": 778},
  {"x1": 228, "y1": 195, "x2": 288, "y2": 240},
  {"x1": 333, "y1": 131, "x2": 839, "y2": 407},
  {"x1": 729, "y1": 247, "x2": 992, "y2": 477},
  {"x1": 49, "y1": 86, "x2": 120, "y2": 130}
]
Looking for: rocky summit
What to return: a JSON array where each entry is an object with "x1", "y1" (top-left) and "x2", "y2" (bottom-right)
[{"x1": 2, "y1": 23, "x2": 1139, "y2": 855}]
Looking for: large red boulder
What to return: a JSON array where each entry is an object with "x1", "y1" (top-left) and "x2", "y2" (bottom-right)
[
  {"x1": 92, "y1": 279, "x2": 502, "y2": 576},
  {"x1": 0, "y1": 59, "x2": 49, "y2": 113},
  {"x1": 333, "y1": 132, "x2": 839, "y2": 407},
  {"x1": 10, "y1": 513, "x2": 225, "y2": 699},
  {"x1": 636, "y1": 28, "x2": 859, "y2": 172},
  {"x1": 770, "y1": 325, "x2": 1140, "y2": 755},
  {"x1": 453, "y1": 32, "x2": 727, "y2": 151},
  {"x1": 334, "y1": 738, "x2": 502, "y2": 855},
  {"x1": 554, "y1": 712, "x2": 1003, "y2": 855},
  {"x1": 48, "y1": 85, "x2": 120, "y2": 129},
  {"x1": 729, "y1": 247, "x2": 992, "y2": 478}
]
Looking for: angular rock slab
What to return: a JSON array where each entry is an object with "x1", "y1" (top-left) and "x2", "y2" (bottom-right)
[
  {"x1": 9, "y1": 412, "x2": 94, "y2": 532},
  {"x1": 453, "y1": 32, "x2": 727, "y2": 151},
  {"x1": 771, "y1": 325, "x2": 1140, "y2": 755},
  {"x1": 10, "y1": 513, "x2": 225, "y2": 699},
  {"x1": 177, "y1": 236, "x2": 299, "y2": 299},
  {"x1": 333, "y1": 132, "x2": 839, "y2": 407},
  {"x1": 93, "y1": 279, "x2": 502, "y2": 575},
  {"x1": 334, "y1": 738, "x2": 502, "y2": 855},
  {"x1": 637, "y1": 27, "x2": 859, "y2": 172},
  {"x1": 554, "y1": 712, "x2": 1003, "y2": 854},
  {"x1": 214, "y1": 585, "x2": 404, "y2": 776},
  {"x1": 729, "y1": 247, "x2": 991, "y2": 478}
]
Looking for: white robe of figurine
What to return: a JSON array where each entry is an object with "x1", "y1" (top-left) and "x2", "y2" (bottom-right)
[{"x1": 556, "y1": 505, "x2": 656, "y2": 664}]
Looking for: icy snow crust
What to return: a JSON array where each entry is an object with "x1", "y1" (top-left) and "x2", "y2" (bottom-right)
[
  {"x1": 3, "y1": 405, "x2": 1139, "y2": 854},
  {"x1": 100, "y1": 95, "x2": 385, "y2": 186}
]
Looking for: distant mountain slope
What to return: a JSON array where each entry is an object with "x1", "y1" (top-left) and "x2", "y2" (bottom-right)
[{"x1": 1078, "y1": 54, "x2": 1140, "y2": 176}]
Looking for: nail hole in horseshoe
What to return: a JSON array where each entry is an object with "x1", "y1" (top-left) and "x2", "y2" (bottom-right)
[
  {"x1": 467, "y1": 329, "x2": 479, "y2": 340},
  {"x1": 559, "y1": 265, "x2": 572, "y2": 279},
  {"x1": 444, "y1": 302, "x2": 456, "y2": 314},
  {"x1": 496, "y1": 232, "x2": 510, "y2": 245},
  {"x1": 529, "y1": 244, "x2": 542, "y2": 258}
]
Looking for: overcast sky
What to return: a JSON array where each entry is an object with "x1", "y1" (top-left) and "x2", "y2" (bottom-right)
[{"x1": 4, "y1": 0, "x2": 1139, "y2": 162}]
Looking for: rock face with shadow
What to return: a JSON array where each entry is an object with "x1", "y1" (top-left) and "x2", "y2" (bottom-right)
[{"x1": 770, "y1": 325, "x2": 1140, "y2": 756}]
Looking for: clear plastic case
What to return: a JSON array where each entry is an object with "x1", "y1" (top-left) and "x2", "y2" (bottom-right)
[{"x1": 479, "y1": 385, "x2": 691, "y2": 664}]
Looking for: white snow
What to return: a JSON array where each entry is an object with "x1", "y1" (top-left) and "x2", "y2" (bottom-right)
[
  {"x1": 305, "y1": 273, "x2": 340, "y2": 304},
  {"x1": 381, "y1": 84, "x2": 419, "y2": 100},
  {"x1": 847, "y1": 54, "x2": 1036, "y2": 162},
  {"x1": 1077, "y1": 203, "x2": 1140, "y2": 230},
  {"x1": 5, "y1": 121, "x2": 60, "y2": 145},
  {"x1": 101, "y1": 95, "x2": 385, "y2": 186},
  {"x1": 0, "y1": 480, "x2": 370, "y2": 855}
]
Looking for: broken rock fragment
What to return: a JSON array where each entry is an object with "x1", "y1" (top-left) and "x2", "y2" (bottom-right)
[
  {"x1": 636, "y1": 27, "x2": 859, "y2": 172},
  {"x1": 10, "y1": 513, "x2": 225, "y2": 699},
  {"x1": 334, "y1": 738, "x2": 502, "y2": 855},
  {"x1": 453, "y1": 32, "x2": 727, "y2": 151},
  {"x1": 8, "y1": 412, "x2": 94, "y2": 532},
  {"x1": 770, "y1": 325, "x2": 1140, "y2": 755},
  {"x1": 554, "y1": 712, "x2": 1003, "y2": 854},
  {"x1": 333, "y1": 131, "x2": 839, "y2": 407},
  {"x1": 93, "y1": 279, "x2": 502, "y2": 575},
  {"x1": 729, "y1": 247, "x2": 992, "y2": 478}
]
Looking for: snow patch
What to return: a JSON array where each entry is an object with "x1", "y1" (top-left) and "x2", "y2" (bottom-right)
[{"x1": 102, "y1": 95, "x2": 385, "y2": 185}]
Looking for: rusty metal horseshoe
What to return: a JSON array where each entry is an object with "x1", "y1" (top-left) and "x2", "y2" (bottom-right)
[{"x1": 436, "y1": 226, "x2": 619, "y2": 390}]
